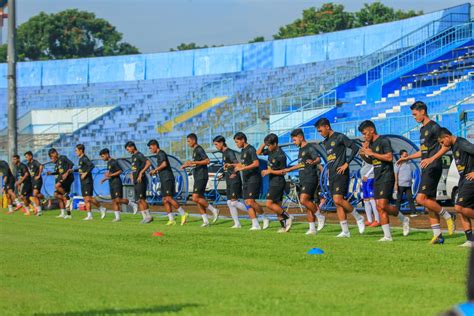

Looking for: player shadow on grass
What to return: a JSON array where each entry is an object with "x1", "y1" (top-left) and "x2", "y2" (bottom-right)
[{"x1": 33, "y1": 303, "x2": 199, "y2": 315}]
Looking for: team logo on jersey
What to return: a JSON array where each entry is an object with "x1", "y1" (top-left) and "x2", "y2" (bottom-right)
[
  {"x1": 380, "y1": 190, "x2": 383, "y2": 195},
  {"x1": 302, "y1": 186, "x2": 306, "y2": 190},
  {"x1": 336, "y1": 187, "x2": 339, "y2": 192},
  {"x1": 376, "y1": 146, "x2": 379, "y2": 152},
  {"x1": 272, "y1": 159, "x2": 276, "y2": 164},
  {"x1": 243, "y1": 154, "x2": 247, "y2": 158},
  {"x1": 459, "y1": 197, "x2": 464, "y2": 202},
  {"x1": 302, "y1": 152, "x2": 305, "y2": 156},
  {"x1": 249, "y1": 192, "x2": 253, "y2": 196},
  {"x1": 424, "y1": 130, "x2": 429, "y2": 136},
  {"x1": 331, "y1": 141, "x2": 336, "y2": 146},
  {"x1": 455, "y1": 151, "x2": 460, "y2": 157},
  {"x1": 422, "y1": 185, "x2": 426, "y2": 190}
]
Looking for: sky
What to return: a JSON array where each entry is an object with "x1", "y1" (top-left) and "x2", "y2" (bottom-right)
[{"x1": 5, "y1": 0, "x2": 472, "y2": 53}]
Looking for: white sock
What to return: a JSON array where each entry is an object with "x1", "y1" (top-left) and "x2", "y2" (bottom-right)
[
  {"x1": 201, "y1": 214, "x2": 209, "y2": 224},
  {"x1": 114, "y1": 211, "x2": 121, "y2": 220},
  {"x1": 228, "y1": 201, "x2": 240, "y2": 225},
  {"x1": 233, "y1": 201, "x2": 248, "y2": 212},
  {"x1": 440, "y1": 208, "x2": 452, "y2": 220},
  {"x1": 364, "y1": 202, "x2": 373, "y2": 223},
  {"x1": 316, "y1": 210, "x2": 325, "y2": 219},
  {"x1": 168, "y1": 213, "x2": 175, "y2": 221},
  {"x1": 177, "y1": 207, "x2": 185, "y2": 216},
  {"x1": 60, "y1": 209, "x2": 65, "y2": 216},
  {"x1": 8, "y1": 205, "x2": 12, "y2": 212},
  {"x1": 87, "y1": 211, "x2": 93, "y2": 218},
  {"x1": 128, "y1": 200, "x2": 137, "y2": 207},
  {"x1": 431, "y1": 224, "x2": 442, "y2": 237},
  {"x1": 340, "y1": 220, "x2": 349, "y2": 234},
  {"x1": 381, "y1": 224, "x2": 392, "y2": 238},
  {"x1": 259, "y1": 214, "x2": 268, "y2": 221},
  {"x1": 141, "y1": 211, "x2": 147, "y2": 219},
  {"x1": 309, "y1": 222, "x2": 316, "y2": 231},
  {"x1": 37, "y1": 206, "x2": 42, "y2": 213},
  {"x1": 370, "y1": 199, "x2": 380, "y2": 222},
  {"x1": 251, "y1": 218, "x2": 260, "y2": 228},
  {"x1": 144, "y1": 210, "x2": 151, "y2": 217},
  {"x1": 351, "y1": 209, "x2": 363, "y2": 221},
  {"x1": 397, "y1": 211, "x2": 407, "y2": 222},
  {"x1": 207, "y1": 204, "x2": 218, "y2": 215}
]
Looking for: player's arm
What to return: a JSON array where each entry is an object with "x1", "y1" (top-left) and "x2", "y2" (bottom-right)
[
  {"x1": 138, "y1": 158, "x2": 151, "y2": 180},
  {"x1": 459, "y1": 139, "x2": 474, "y2": 155},
  {"x1": 420, "y1": 145, "x2": 449, "y2": 169},
  {"x1": 236, "y1": 159, "x2": 259, "y2": 172},
  {"x1": 190, "y1": 147, "x2": 210, "y2": 166},
  {"x1": 338, "y1": 135, "x2": 358, "y2": 174},
  {"x1": 256, "y1": 143, "x2": 266, "y2": 155},
  {"x1": 37, "y1": 163, "x2": 44, "y2": 180},
  {"x1": 397, "y1": 151, "x2": 421, "y2": 165}
]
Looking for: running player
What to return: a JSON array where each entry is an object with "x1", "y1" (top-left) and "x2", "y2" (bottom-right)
[
  {"x1": 99, "y1": 148, "x2": 137, "y2": 222},
  {"x1": 360, "y1": 160, "x2": 380, "y2": 226},
  {"x1": 0, "y1": 160, "x2": 17, "y2": 214},
  {"x1": 315, "y1": 118, "x2": 365, "y2": 237},
  {"x1": 75, "y1": 144, "x2": 106, "y2": 220},
  {"x1": 125, "y1": 141, "x2": 153, "y2": 224},
  {"x1": 233, "y1": 132, "x2": 269, "y2": 231},
  {"x1": 213, "y1": 135, "x2": 248, "y2": 228},
  {"x1": 12, "y1": 155, "x2": 33, "y2": 215},
  {"x1": 181, "y1": 133, "x2": 219, "y2": 227},
  {"x1": 24, "y1": 151, "x2": 44, "y2": 216},
  {"x1": 437, "y1": 128, "x2": 474, "y2": 247},
  {"x1": 284, "y1": 128, "x2": 326, "y2": 235},
  {"x1": 148, "y1": 139, "x2": 188, "y2": 226},
  {"x1": 47, "y1": 148, "x2": 74, "y2": 219},
  {"x1": 397, "y1": 101, "x2": 455, "y2": 244},
  {"x1": 257, "y1": 133, "x2": 293, "y2": 233},
  {"x1": 358, "y1": 120, "x2": 410, "y2": 241}
]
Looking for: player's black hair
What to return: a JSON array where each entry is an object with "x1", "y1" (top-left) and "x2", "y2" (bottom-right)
[
  {"x1": 99, "y1": 148, "x2": 110, "y2": 156},
  {"x1": 48, "y1": 148, "x2": 57, "y2": 156},
  {"x1": 12, "y1": 154, "x2": 20, "y2": 160},
  {"x1": 264, "y1": 133, "x2": 278, "y2": 145},
  {"x1": 24, "y1": 151, "x2": 33, "y2": 157},
  {"x1": 314, "y1": 117, "x2": 331, "y2": 128},
  {"x1": 358, "y1": 120, "x2": 377, "y2": 133},
  {"x1": 212, "y1": 135, "x2": 227, "y2": 147},
  {"x1": 290, "y1": 128, "x2": 304, "y2": 138},
  {"x1": 233, "y1": 132, "x2": 247, "y2": 142},
  {"x1": 410, "y1": 101, "x2": 428, "y2": 113},
  {"x1": 76, "y1": 144, "x2": 85, "y2": 152},
  {"x1": 187, "y1": 133, "x2": 198, "y2": 142},
  {"x1": 438, "y1": 127, "x2": 452, "y2": 138},
  {"x1": 147, "y1": 139, "x2": 160, "y2": 148},
  {"x1": 124, "y1": 141, "x2": 137, "y2": 150},
  {"x1": 399, "y1": 149, "x2": 408, "y2": 155}
]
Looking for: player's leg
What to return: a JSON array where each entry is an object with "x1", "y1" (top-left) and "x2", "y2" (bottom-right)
[
  {"x1": 300, "y1": 182, "x2": 325, "y2": 232},
  {"x1": 265, "y1": 189, "x2": 291, "y2": 233},
  {"x1": 111, "y1": 198, "x2": 121, "y2": 222},
  {"x1": 405, "y1": 187, "x2": 417, "y2": 213},
  {"x1": 163, "y1": 179, "x2": 187, "y2": 225},
  {"x1": 163, "y1": 197, "x2": 176, "y2": 226}
]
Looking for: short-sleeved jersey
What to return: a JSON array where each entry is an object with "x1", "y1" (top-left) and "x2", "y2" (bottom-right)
[
  {"x1": 192, "y1": 145, "x2": 209, "y2": 180},
  {"x1": 155, "y1": 150, "x2": 174, "y2": 182},
  {"x1": 298, "y1": 143, "x2": 320, "y2": 182},
  {"x1": 240, "y1": 144, "x2": 260, "y2": 183},
  {"x1": 369, "y1": 136, "x2": 395, "y2": 183},
  {"x1": 452, "y1": 137, "x2": 474, "y2": 177},
  {"x1": 420, "y1": 120, "x2": 442, "y2": 169}
]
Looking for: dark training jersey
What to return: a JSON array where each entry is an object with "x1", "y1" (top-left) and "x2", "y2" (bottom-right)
[
  {"x1": 54, "y1": 155, "x2": 74, "y2": 180},
  {"x1": 27, "y1": 160, "x2": 42, "y2": 179},
  {"x1": 107, "y1": 159, "x2": 123, "y2": 187},
  {"x1": 298, "y1": 143, "x2": 320, "y2": 182},
  {"x1": 17, "y1": 162, "x2": 30, "y2": 180},
  {"x1": 240, "y1": 144, "x2": 260, "y2": 183},
  {"x1": 155, "y1": 150, "x2": 175, "y2": 182},
  {"x1": 0, "y1": 160, "x2": 14, "y2": 179},
  {"x1": 78, "y1": 155, "x2": 95, "y2": 183},
  {"x1": 369, "y1": 136, "x2": 395, "y2": 183},
  {"x1": 323, "y1": 131, "x2": 358, "y2": 175},
  {"x1": 222, "y1": 148, "x2": 241, "y2": 183},
  {"x1": 262, "y1": 148, "x2": 287, "y2": 185},
  {"x1": 420, "y1": 120, "x2": 442, "y2": 169},
  {"x1": 131, "y1": 152, "x2": 148, "y2": 182},
  {"x1": 192, "y1": 145, "x2": 209, "y2": 180},
  {"x1": 452, "y1": 137, "x2": 474, "y2": 177}
]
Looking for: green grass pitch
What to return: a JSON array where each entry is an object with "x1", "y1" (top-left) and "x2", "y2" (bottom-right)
[{"x1": 0, "y1": 210, "x2": 468, "y2": 315}]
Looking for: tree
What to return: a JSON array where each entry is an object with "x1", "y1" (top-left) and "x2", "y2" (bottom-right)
[
  {"x1": 273, "y1": 3, "x2": 354, "y2": 39},
  {"x1": 0, "y1": 9, "x2": 139, "y2": 62},
  {"x1": 170, "y1": 43, "x2": 208, "y2": 51},
  {"x1": 354, "y1": 2, "x2": 422, "y2": 27},
  {"x1": 249, "y1": 36, "x2": 265, "y2": 43}
]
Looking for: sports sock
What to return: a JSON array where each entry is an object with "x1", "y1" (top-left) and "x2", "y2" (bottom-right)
[
  {"x1": 397, "y1": 211, "x2": 407, "y2": 222},
  {"x1": 351, "y1": 209, "x2": 363, "y2": 221},
  {"x1": 227, "y1": 201, "x2": 240, "y2": 225},
  {"x1": 114, "y1": 211, "x2": 121, "y2": 220},
  {"x1": 251, "y1": 218, "x2": 260, "y2": 228},
  {"x1": 233, "y1": 201, "x2": 248, "y2": 212},
  {"x1": 439, "y1": 208, "x2": 452, "y2": 220},
  {"x1": 370, "y1": 199, "x2": 380, "y2": 222},
  {"x1": 87, "y1": 211, "x2": 93, "y2": 218},
  {"x1": 177, "y1": 207, "x2": 185, "y2": 216},
  {"x1": 340, "y1": 220, "x2": 349, "y2": 234},
  {"x1": 465, "y1": 229, "x2": 473, "y2": 241},
  {"x1": 201, "y1": 214, "x2": 209, "y2": 225},
  {"x1": 168, "y1": 213, "x2": 174, "y2": 221},
  {"x1": 381, "y1": 224, "x2": 392, "y2": 239},
  {"x1": 309, "y1": 222, "x2": 316, "y2": 231},
  {"x1": 431, "y1": 224, "x2": 442, "y2": 237},
  {"x1": 8, "y1": 204, "x2": 12, "y2": 212},
  {"x1": 59, "y1": 209, "x2": 65, "y2": 216},
  {"x1": 207, "y1": 204, "x2": 218, "y2": 215},
  {"x1": 364, "y1": 202, "x2": 373, "y2": 223}
]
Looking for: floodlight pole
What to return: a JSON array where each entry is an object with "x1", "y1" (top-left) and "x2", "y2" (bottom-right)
[{"x1": 7, "y1": 0, "x2": 17, "y2": 163}]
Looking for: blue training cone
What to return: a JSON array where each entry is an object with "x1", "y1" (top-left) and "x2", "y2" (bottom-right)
[{"x1": 307, "y1": 248, "x2": 324, "y2": 255}]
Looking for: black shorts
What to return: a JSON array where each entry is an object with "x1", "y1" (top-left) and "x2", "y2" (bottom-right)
[
  {"x1": 31, "y1": 179, "x2": 43, "y2": 191},
  {"x1": 419, "y1": 166, "x2": 442, "y2": 198},
  {"x1": 161, "y1": 179, "x2": 175, "y2": 197},
  {"x1": 300, "y1": 180, "x2": 317, "y2": 198},
  {"x1": 193, "y1": 178, "x2": 207, "y2": 196},
  {"x1": 110, "y1": 182, "x2": 123, "y2": 199},
  {"x1": 374, "y1": 181, "x2": 394, "y2": 200},
  {"x1": 57, "y1": 177, "x2": 74, "y2": 194},
  {"x1": 267, "y1": 184, "x2": 286, "y2": 202},
  {"x1": 456, "y1": 178, "x2": 474, "y2": 208},
  {"x1": 20, "y1": 182, "x2": 33, "y2": 198},
  {"x1": 226, "y1": 180, "x2": 242, "y2": 199},
  {"x1": 4, "y1": 177, "x2": 15, "y2": 192},
  {"x1": 243, "y1": 181, "x2": 260, "y2": 200},
  {"x1": 329, "y1": 173, "x2": 349, "y2": 197},
  {"x1": 134, "y1": 179, "x2": 148, "y2": 201},
  {"x1": 81, "y1": 181, "x2": 94, "y2": 197}
]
